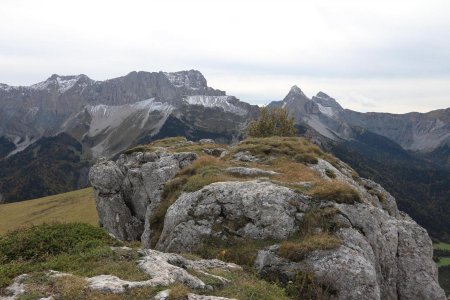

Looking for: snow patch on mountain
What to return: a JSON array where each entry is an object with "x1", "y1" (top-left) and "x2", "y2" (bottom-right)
[
  {"x1": 0, "y1": 83, "x2": 16, "y2": 92},
  {"x1": 30, "y1": 75, "x2": 91, "y2": 93},
  {"x1": 184, "y1": 95, "x2": 247, "y2": 116},
  {"x1": 86, "y1": 99, "x2": 173, "y2": 137},
  {"x1": 317, "y1": 103, "x2": 335, "y2": 117},
  {"x1": 163, "y1": 71, "x2": 205, "y2": 90},
  {"x1": 7, "y1": 135, "x2": 37, "y2": 158}
]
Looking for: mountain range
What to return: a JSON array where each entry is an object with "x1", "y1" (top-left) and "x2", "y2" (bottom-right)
[{"x1": 0, "y1": 70, "x2": 449, "y2": 240}]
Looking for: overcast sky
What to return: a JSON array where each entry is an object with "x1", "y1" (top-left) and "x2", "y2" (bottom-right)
[{"x1": 1, "y1": 0, "x2": 449, "y2": 113}]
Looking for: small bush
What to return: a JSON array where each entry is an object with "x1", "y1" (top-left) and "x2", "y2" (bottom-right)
[
  {"x1": 247, "y1": 107, "x2": 297, "y2": 137},
  {"x1": 278, "y1": 233, "x2": 341, "y2": 262},
  {"x1": 0, "y1": 223, "x2": 114, "y2": 263},
  {"x1": 309, "y1": 181, "x2": 361, "y2": 204}
]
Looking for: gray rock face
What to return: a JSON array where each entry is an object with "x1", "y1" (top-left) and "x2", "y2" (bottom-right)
[
  {"x1": 156, "y1": 180, "x2": 310, "y2": 252},
  {"x1": 249, "y1": 158, "x2": 446, "y2": 299},
  {"x1": 254, "y1": 204, "x2": 446, "y2": 300},
  {"x1": 89, "y1": 151, "x2": 197, "y2": 245}
]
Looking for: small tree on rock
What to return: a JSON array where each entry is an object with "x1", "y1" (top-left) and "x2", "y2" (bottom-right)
[{"x1": 247, "y1": 107, "x2": 297, "y2": 137}]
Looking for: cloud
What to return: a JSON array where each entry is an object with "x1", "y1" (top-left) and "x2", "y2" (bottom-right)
[{"x1": 0, "y1": 0, "x2": 449, "y2": 113}]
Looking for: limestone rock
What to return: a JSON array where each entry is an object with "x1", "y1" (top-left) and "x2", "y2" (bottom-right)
[
  {"x1": 1, "y1": 274, "x2": 28, "y2": 300},
  {"x1": 138, "y1": 249, "x2": 240, "y2": 289},
  {"x1": 203, "y1": 148, "x2": 227, "y2": 157},
  {"x1": 89, "y1": 151, "x2": 197, "y2": 246},
  {"x1": 199, "y1": 139, "x2": 215, "y2": 144},
  {"x1": 156, "y1": 180, "x2": 310, "y2": 252},
  {"x1": 154, "y1": 290, "x2": 237, "y2": 300},
  {"x1": 232, "y1": 151, "x2": 259, "y2": 162},
  {"x1": 225, "y1": 167, "x2": 279, "y2": 177},
  {"x1": 254, "y1": 202, "x2": 446, "y2": 300}
]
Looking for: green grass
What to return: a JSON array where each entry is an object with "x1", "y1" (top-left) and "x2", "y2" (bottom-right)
[
  {"x1": 0, "y1": 223, "x2": 146, "y2": 289},
  {"x1": 199, "y1": 269, "x2": 290, "y2": 300},
  {"x1": 0, "y1": 188, "x2": 98, "y2": 235},
  {"x1": 434, "y1": 242, "x2": 450, "y2": 250},
  {"x1": 437, "y1": 257, "x2": 450, "y2": 267}
]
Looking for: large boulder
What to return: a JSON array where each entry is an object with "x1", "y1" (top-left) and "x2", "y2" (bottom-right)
[
  {"x1": 156, "y1": 180, "x2": 310, "y2": 252},
  {"x1": 89, "y1": 151, "x2": 197, "y2": 246},
  {"x1": 155, "y1": 158, "x2": 445, "y2": 299},
  {"x1": 253, "y1": 203, "x2": 446, "y2": 300}
]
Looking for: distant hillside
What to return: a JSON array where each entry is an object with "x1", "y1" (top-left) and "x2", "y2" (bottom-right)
[
  {"x1": 0, "y1": 187, "x2": 97, "y2": 234},
  {"x1": 0, "y1": 133, "x2": 89, "y2": 202}
]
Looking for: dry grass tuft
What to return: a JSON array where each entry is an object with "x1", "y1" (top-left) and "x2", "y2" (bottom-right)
[
  {"x1": 278, "y1": 233, "x2": 341, "y2": 262},
  {"x1": 168, "y1": 283, "x2": 190, "y2": 300},
  {"x1": 271, "y1": 159, "x2": 320, "y2": 183},
  {"x1": 53, "y1": 276, "x2": 87, "y2": 300},
  {"x1": 309, "y1": 180, "x2": 361, "y2": 204}
]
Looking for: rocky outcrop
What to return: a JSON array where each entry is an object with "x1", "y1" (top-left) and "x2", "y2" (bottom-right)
[
  {"x1": 88, "y1": 139, "x2": 446, "y2": 299},
  {"x1": 154, "y1": 157, "x2": 445, "y2": 299},
  {"x1": 251, "y1": 162, "x2": 446, "y2": 300},
  {"x1": 156, "y1": 180, "x2": 309, "y2": 252},
  {"x1": 2, "y1": 248, "x2": 240, "y2": 299},
  {"x1": 89, "y1": 151, "x2": 197, "y2": 246}
]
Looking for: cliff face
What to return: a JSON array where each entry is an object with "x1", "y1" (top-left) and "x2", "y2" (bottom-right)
[
  {"x1": 89, "y1": 137, "x2": 446, "y2": 299},
  {"x1": 0, "y1": 70, "x2": 258, "y2": 160}
]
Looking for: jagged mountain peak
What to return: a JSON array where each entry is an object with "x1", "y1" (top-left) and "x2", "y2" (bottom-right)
[
  {"x1": 30, "y1": 74, "x2": 93, "y2": 93},
  {"x1": 162, "y1": 69, "x2": 207, "y2": 89},
  {"x1": 316, "y1": 91, "x2": 330, "y2": 99},
  {"x1": 282, "y1": 85, "x2": 309, "y2": 105},
  {"x1": 288, "y1": 85, "x2": 306, "y2": 96},
  {"x1": 312, "y1": 91, "x2": 343, "y2": 110}
]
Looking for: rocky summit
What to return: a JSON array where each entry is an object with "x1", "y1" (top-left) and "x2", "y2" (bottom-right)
[{"x1": 85, "y1": 136, "x2": 446, "y2": 299}]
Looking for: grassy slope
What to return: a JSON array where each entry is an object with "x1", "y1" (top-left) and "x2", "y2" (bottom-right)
[
  {"x1": 0, "y1": 188, "x2": 98, "y2": 235},
  {"x1": 434, "y1": 242, "x2": 450, "y2": 294},
  {"x1": 435, "y1": 242, "x2": 450, "y2": 251}
]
